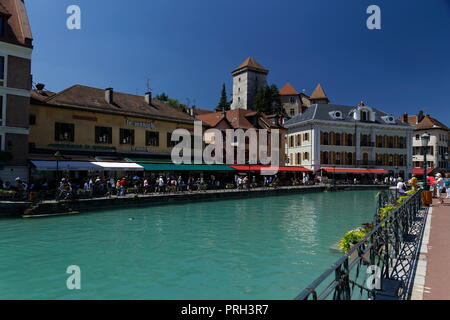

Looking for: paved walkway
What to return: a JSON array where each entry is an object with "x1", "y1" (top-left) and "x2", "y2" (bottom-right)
[{"x1": 422, "y1": 199, "x2": 450, "y2": 300}]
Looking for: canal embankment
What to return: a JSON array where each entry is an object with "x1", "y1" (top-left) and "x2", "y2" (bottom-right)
[{"x1": 1, "y1": 184, "x2": 389, "y2": 218}]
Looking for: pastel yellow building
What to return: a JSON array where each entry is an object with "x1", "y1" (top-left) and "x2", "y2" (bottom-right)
[{"x1": 29, "y1": 85, "x2": 196, "y2": 160}]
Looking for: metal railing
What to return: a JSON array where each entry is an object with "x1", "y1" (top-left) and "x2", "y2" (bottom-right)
[{"x1": 295, "y1": 190, "x2": 422, "y2": 300}]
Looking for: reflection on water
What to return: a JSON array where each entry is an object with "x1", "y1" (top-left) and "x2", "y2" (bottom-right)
[{"x1": 0, "y1": 190, "x2": 377, "y2": 300}]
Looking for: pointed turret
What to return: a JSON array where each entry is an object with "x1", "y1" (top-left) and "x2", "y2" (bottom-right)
[{"x1": 310, "y1": 84, "x2": 330, "y2": 104}]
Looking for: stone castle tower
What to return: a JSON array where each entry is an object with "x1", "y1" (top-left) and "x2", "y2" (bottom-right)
[{"x1": 230, "y1": 57, "x2": 268, "y2": 110}]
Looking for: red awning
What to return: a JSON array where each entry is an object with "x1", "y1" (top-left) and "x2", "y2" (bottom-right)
[
  {"x1": 321, "y1": 168, "x2": 389, "y2": 174},
  {"x1": 230, "y1": 165, "x2": 312, "y2": 173},
  {"x1": 412, "y1": 168, "x2": 434, "y2": 175}
]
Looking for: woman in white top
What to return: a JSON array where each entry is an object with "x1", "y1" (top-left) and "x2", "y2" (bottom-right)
[
  {"x1": 436, "y1": 173, "x2": 445, "y2": 204},
  {"x1": 396, "y1": 177, "x2": 407, "y2": 196}
]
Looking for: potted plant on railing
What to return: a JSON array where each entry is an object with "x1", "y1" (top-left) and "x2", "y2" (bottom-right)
[{"x1": 338, "y1": 223, "x2": 374, "y2": 258}]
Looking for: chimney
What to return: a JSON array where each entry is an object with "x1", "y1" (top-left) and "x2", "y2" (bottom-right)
[
  {"x1": 403, "y1": 113, "x2": 409, "y2": 124},
  {"x1": 417, "y1": 110, "x2": 424, "y2": 124},
  {"x1": 105, "y1": 88, "x2": 113, "y2": 104},
  {"x1": 145, "y1": 92, "x2": 152, "y2": 105},
  {"x1": 36, "y1": 83, "x2": 45, "y2": 92},
  {"x1": 191, "y1": 106, "x2": 196, "y2": 117}
]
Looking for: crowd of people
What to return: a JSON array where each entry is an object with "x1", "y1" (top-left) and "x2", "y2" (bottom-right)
[
  {"x1": 2, "y1": 172, "x2": 450, "y2": 203},
  {"x1": 404, "y1": 172, "x2": 450, "y2": 205}
]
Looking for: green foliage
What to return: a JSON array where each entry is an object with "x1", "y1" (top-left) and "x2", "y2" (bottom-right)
[
  {"x1": 406, "y1": 190, "x2": 416, "y2": 196},
  {"x1": 338, "y1": 228, "x2": 368, "y2": 253},
  {"x1": 397, "y1": 196, "x2": 410, "y2": 205},
  {"x1": 155, "y1": 93, "x2": 169, "y2": 102},
  {"x1": 253, "y1": 84, "x2": 282, "y2": 114},
  {"x1": 378, "y1": 205, "x2": 398, "y2": 221},
  {"x1": 216, "y1": 84, "x2": 230, "y2": 112}
]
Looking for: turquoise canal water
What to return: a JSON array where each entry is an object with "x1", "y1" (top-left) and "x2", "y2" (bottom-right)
[{"x1": 0, "y1": 190, "x2": 378, "y2": 300}]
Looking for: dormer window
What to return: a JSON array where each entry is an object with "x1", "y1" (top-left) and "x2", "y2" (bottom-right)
[
  {"x1": 381, "y1": 115, "x2": 396, "y2": 124},
  {"x1": 361, "y1": 110, "x2": 369, "y2": 121},
  {"x1": 329, "y1": 111, "x2": 343, "y2": 120}
]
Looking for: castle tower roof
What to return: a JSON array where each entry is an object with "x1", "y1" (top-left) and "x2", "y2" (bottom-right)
[{"x1": 232, "y1": 57, "x2": 269, "y2": 75}]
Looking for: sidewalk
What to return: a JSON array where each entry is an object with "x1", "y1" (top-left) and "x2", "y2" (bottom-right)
[{"x1": 423, "y1": 199, "x2": 450, "y2": 300}]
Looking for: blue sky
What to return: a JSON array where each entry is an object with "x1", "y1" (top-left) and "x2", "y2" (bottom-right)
[{"x1": 27, "y1": 0, "x2": 450, "y2": 124}]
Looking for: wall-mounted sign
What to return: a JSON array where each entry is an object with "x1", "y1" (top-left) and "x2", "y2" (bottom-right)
[{"x1": 126, "y1": 120, "x2": 156, "y2": 129}]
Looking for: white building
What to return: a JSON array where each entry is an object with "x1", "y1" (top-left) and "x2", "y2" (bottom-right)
[
  {"x1": 284, "y1": 103, "x2": 414, "y2": 178},
  {"x1": 402, "y1": 111, "x2": 449, "y2": 173}
]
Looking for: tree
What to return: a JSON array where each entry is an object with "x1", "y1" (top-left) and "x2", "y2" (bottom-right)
[
  {"x1": 215, "y1": 84, "x2": 230, "y2": 112},
  {"x1": 155, "y1": 93, "x2": 169, "y2": 102},
  {"x1": 253, "y1": 84, "x2": 281, "y2": 114}
]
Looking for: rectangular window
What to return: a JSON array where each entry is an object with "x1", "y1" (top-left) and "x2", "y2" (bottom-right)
[
  {"x1": 0, "y1": 56, "x2": 4, "y2": 86},
  {"x1": 0, "y1": 17, "x2": 4, "y2": 36},
  {"x1": 120, "y1": 128, "x2": 134, "y2": 145},
  {"x1": 0, "y1": 133, "x2": 4, "y2": 151},
  {"x1": 29, "y1": 114, "x2": 36, "y2": 125},
  {"x1": 146, "y1": 131, "x2": 159, "y2": 147},
  {"x1": 95, "y1": 126, "x2": 113, "y2": 144},
  {"x1": 0, "y1": 95, "x2": 3, "y2": 126},
  {"x1": 55, "y1": 122, "x2": 75, "y2": 142}
]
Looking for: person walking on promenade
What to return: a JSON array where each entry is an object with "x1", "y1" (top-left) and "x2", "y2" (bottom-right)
[
  {"x1": 436, "y1": 173, "x2": 445, "y2": 204},
  {"x1": 444, "y1": 173, "x2": 450, "y2": 201}
]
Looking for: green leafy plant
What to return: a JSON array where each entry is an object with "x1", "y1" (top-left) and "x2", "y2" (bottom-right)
[
  {"x1": 397, "y1": 196, "x2": 410, "y2": 205},
  {"x1": 378, "y1": 205, "x2": 398, "y2": 221},
  {"x1": 338, "y1": 228, "x2": 368, "y2": 253},
  {"x1": 406, "y1": 190, "x2": 416, "y2": 196}
]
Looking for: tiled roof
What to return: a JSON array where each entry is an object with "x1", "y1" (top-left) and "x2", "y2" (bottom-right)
[
  {"x1": 404, "y1": 115, "x2": 450, "y2": 131},
  {"x1": 279, "y1": 83, "x2": 299, "y2": 96},
  {"x1": 196, "y1": 109, "x2": 282, "y2": 130},
  {"x1": 232, "y1": 57, "x2": 268, "y2": 74},
  {"x1": 31, "y1": 85, "x2": 196, "y2": 124},
  {"x1": 284, "y1": 104, "x2": 412, "y2": 128},
  {"x1": 195, "y1": 108, "x2": 215, "y2": 115},
  {"x1": 310, "y1": 84, "x2": 328, "y2": 100},
  {"x1": 0, "y1": 0, "x2": 33, "y2": 47}
]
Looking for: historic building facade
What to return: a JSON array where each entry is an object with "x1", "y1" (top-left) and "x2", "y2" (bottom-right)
[
  {"x1": 0, "y1": 0, "x2": 33, "y2": 182},
  {"x1": 401, "y1": 111, "x2": 449, "y2": 172},
  {"x1": 284, "y1": 103, "x2": 414, "y2": 177},
  {"x1": 29, "y1": 85, "x2": 196, "y2": 161},
  {"x1": 196, "y1": 109, "x2": 286, "y2": 166}
]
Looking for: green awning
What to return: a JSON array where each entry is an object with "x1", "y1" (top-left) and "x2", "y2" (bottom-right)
[
  {"x1": 126, "y1": 157, "x2": 174, "y2": 164},
  {"x1": 139, "y1": 163, "x2": 236, "y2": 172}
]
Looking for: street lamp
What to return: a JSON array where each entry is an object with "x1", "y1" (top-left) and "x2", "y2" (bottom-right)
[
  {"x1": 421, "y1": 133, "x2": 430, "y2": 191},
  {"x1": 445, "y1": 152, "x2": 449, "y2": 170}
]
